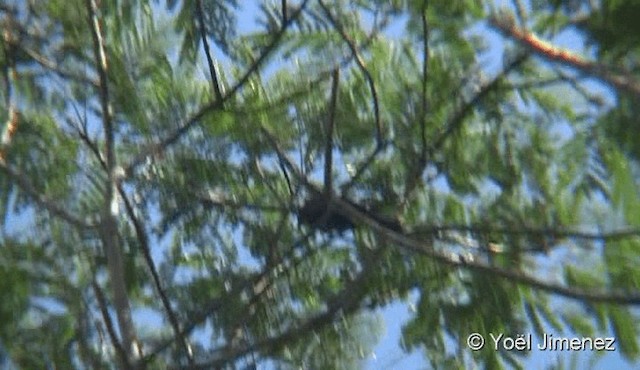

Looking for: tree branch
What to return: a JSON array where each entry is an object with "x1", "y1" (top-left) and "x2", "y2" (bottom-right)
[
  {"x1": 431, "y1": 51, "x2": 528, "y2": 153},
  {"x1": 195, "y1": 0, "x2": 223, "y2": 102},
  {"x1": 85, "y1": 0, "x2": 139, "y2": 360},
  {"x1": 138, "y1": 231, "x2": 320, "y2": 366},
  {"x1": 416, "y1": 223, "x2": 640, "y2": 243},
  {"x1": 318, "y1": 1, "x2": 385, "y2": 194},
  {"x1": 119, "y1": 186, "x2": 194, "y2": 364},
  {"x1": 176, "y1": 247, "x2": 384, "y2": 370},
  {"x1": 489, "y1": 14, "x2": 640, "y2": 98},
  {"x1": 0, "y1": 162, "x2": 93, "y2": 229},
  {"x1": 333, "y1": 197, "x2": 640, "y2": 305},
  {"x1": 124, "y1": 0, "x2": 311, "y2": 177},
  {"x1": 263, "y1": 126, "x2": 640, "y2": 305},
  {"x1": 323, "y1": 68, "x2": 339, "y2": 196},
  {"x1": 92, "y1": 279, "x2": 132, "y2": 370}
]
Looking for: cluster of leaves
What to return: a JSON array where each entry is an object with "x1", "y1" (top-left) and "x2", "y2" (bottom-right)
[{"x1": 1, "y1": 0, "x2": 640, "y2": 369}]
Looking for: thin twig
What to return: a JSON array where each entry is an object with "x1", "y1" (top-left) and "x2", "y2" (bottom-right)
[
  {"x1": 0, "y1": 162, "x2": 93, "y2": 229},
  {"x1": 175, "y1": 247, "x2": 385, "y2": 370},
  {"x1": 319, "y1": 1, "x2": 385, "y2": 194},
  {"x1": 139, "y1": 231, "x2": 318, "y2": 366},
  {"x1": 431, "y1": 52, "x2": 528, "y2": 152},
  {"x1": 195, "y1": 0, "x2": 223, "y2": 102},
  {"x1": 124, "y1": 0, "x2": 311, "y2": 177},
  {"x1": 19, "y1": 44, "x2": 99, "y2": 87},
  {"x1": 323, "y1": 68, "x2": 339, "y2": 196},
  {"x1": 92, "y1": 279, "x2": 132, "y2": 370},
  {"x1": 416, "y1": 223, "x2": 640, "y2": 242},
  {"x1": 119, "y1": 186, "x2": 194, "y2": 364},
  {"x1": 264, "y1": 126, "x2": 640, "y2": 305}
]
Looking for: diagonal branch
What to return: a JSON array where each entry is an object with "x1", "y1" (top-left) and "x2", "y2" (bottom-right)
[
  {"x1": 119, "y1": 186, "x2": 194, "y2": 364},
  {"x1": 332, "y1": 197, "x2": 640, "y2": 305},
  {"x1": 431, "y1": 51, "x2": 528, "y2": 153},
  {"x1": 489, "y1": 14, "x2": 640, "y2": 98},
  {"x1": 138, "y1": 231, "x2": 318, "y2": 366},
  {"x1": 92, "y1": 279, "x2": 132, "y2": 370},
  {"x1": 0, "y1": 162, "x2": 93, "y2": 229},
  {"x1": 416, "y1": 223, "x2": 640, "y2": 243},
  {"x1": 124, "y1": 0, "x2": 310, "y2": 177},
  {"x1": 264, "y1": 126, "x2": 640, "y2": 305},
  {"x1": 175, "y1": 246, "x2": 384, "y2": 370}
]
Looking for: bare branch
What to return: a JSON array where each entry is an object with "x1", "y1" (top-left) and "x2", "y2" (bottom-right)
[
  {"x1": 324, "y1": 68, "x2": 339, "y2": 196},
  {"x1": 85, "y1": 0, "x2": 139, "y2": 359},
  {"x1": 195, "y1": 0, "x2": 223, "y2": 102},
  {"x1": 489, "y1": 15, "x2": 640, "y2": 98},
  {"x1": 332, "y1": 197, "x2": 640, "y2": 305},
  {"x1": 92, "y1": 279, "x2": 132, "y2": 370},
  {"x1": 416, "y1": 223, "x2": 640, "y2": 243},
  {"x1": 319, "y1": 1, "x2": 385, "y2": 194},
  {"x1": 119, "y1": 186, "x2": 194, "y2": 364}
]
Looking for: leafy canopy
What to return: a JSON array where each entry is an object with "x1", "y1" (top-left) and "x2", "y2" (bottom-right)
[{"x1": 1, "y1": 0, "x2": 640, "y2": 369}]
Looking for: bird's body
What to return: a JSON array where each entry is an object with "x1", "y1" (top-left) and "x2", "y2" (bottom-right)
[{"x1": 298, "y1": 193, "x2": 402, "y2": 233}]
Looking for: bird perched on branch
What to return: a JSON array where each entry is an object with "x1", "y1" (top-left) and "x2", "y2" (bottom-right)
[{"x1": 297, "y1": 192, "x2": 402, "y2": 233}]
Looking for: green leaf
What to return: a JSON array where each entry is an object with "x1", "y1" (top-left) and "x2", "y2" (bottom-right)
[{"x1": 609, "y1": 306, "x2": 640, "y2": 359}]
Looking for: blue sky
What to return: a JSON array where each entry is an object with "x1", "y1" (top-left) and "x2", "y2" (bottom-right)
[
  {"x1": 3, "y1": 2, "x2": 637, "y2": 369},
  {"x1": 164, "y1": 2, "x2": 637, "y2": 369}
]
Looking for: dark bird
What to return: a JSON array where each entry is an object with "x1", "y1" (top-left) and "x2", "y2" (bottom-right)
[{"x1": 298, "y1": 192, "x2": 402, "y2": 233}]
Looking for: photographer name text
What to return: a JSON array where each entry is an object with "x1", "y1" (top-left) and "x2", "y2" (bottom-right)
[{"x1": 490, "y1": 333, "x2": 615, "y2": 351}]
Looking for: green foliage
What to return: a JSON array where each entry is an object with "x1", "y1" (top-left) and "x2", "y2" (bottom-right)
[
  {"x1": 1, "y1": 0, "x2": 640, "y2": 369},
  {"x1": 575, "y1": 0, "x2": 640, "y2": 58}
]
